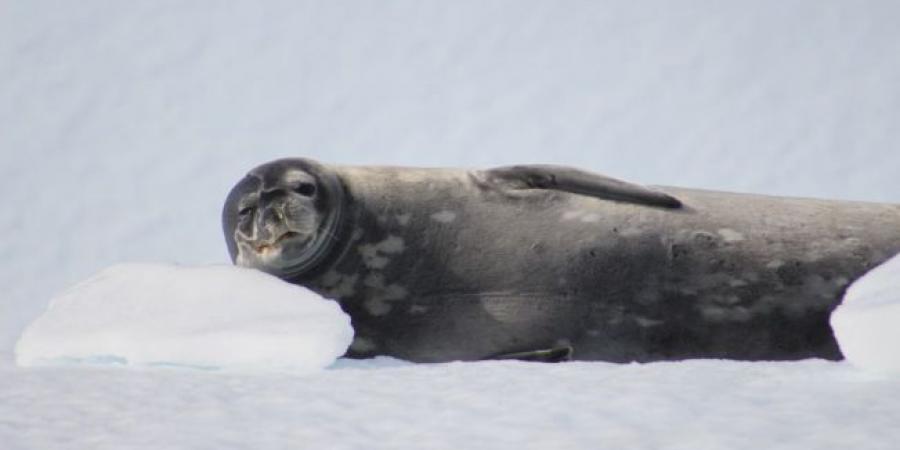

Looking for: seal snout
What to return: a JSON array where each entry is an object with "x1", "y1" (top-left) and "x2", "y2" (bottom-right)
[
  {"x1": 250, "y1": 205, "x2": 314, "y2": 254},
  {"x1": 250, "y1": 190, "x2": 318, "y2": 244},
  {"x1": 253, "y1": 231, "x2": 302, "y2": 253}
]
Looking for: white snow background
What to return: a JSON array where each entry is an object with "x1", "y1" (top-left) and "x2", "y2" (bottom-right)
[
  {"x1": 2, "y1": 1, "x2": 900, "y2": 449},
  {"x1": 831, "y1": 253, "x2": 900, "y2": 376}
]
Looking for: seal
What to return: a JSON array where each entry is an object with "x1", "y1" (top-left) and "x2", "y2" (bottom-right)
[{"x1": 222, "y1": 158, "x2": 900, "y2": 363}]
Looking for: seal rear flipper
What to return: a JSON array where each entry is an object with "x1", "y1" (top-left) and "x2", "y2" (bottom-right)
[
  {"x1": 483, "y1": 165, "x2": 682, "y2": 209},
  {"x1": 490, "y1": 345, "x2": 573, "y2": 363}
]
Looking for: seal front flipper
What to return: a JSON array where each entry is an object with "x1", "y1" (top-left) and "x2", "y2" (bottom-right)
[
  {"x1": 490, "y1": 345, "x2": 573, "y2": 363},
  {"x1": 483, "y1": 165, "x2": 682, "y2": 209}
]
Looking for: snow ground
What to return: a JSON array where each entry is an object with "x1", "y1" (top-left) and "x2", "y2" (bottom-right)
[
  {"x1": 3, "y1": 1, "x2": 900, "y2": 449},
  {"x1": 2, "y1": 358, "x2": 899, "y2": 450}
]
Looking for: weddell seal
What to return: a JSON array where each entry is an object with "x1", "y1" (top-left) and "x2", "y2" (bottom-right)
[{"x1": 222, "y1": 158, "x2": 900, "y2": 363}]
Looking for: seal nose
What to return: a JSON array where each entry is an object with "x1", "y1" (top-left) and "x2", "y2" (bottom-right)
[{"x1": 256, "y1": 204, "x2": 286, "y2": 243}]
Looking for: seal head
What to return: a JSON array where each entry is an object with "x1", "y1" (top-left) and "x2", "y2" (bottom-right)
[{"x1": 222, "y1": 158, "x2": 345, "y2": 279}]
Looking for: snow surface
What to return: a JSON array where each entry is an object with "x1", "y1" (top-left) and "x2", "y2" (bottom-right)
[
  {"x1": 832, "y1": 254, "x2": 900, "y2": 375},
  {"x1": 3, "y1": 1, "x2": 900, "y2": 449},
  {"x1": 2, "y1": 358, "x2": 899, "y2": 450},
  {"x1": 15, "y1": 264, "x2": 353, "y2": 372}
]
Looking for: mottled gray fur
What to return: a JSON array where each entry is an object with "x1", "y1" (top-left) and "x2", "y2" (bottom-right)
[{"x1": 223, "y1": 158, "x2": 900, "y2": 362}]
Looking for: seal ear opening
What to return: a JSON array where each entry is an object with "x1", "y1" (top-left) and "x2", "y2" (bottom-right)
[{"x1": 482, "y1": 165, "x2": 682, "y2": 209}]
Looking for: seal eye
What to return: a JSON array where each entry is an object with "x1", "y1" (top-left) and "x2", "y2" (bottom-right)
[
  {"x1": 295, "y1": 182, "x2": 317, "y2": 197},
  {"x1": 238, "y1": 206, "x2": 254, "y2": 217}
]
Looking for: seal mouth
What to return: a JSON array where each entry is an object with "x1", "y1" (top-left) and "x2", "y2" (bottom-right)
[{"x1": 254, "y1": 231, "x2": 303, "y2": 254}]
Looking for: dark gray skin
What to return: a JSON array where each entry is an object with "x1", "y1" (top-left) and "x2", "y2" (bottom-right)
[{"x1": 222, "y1": 158, "x2": 900, "y2": 363}]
